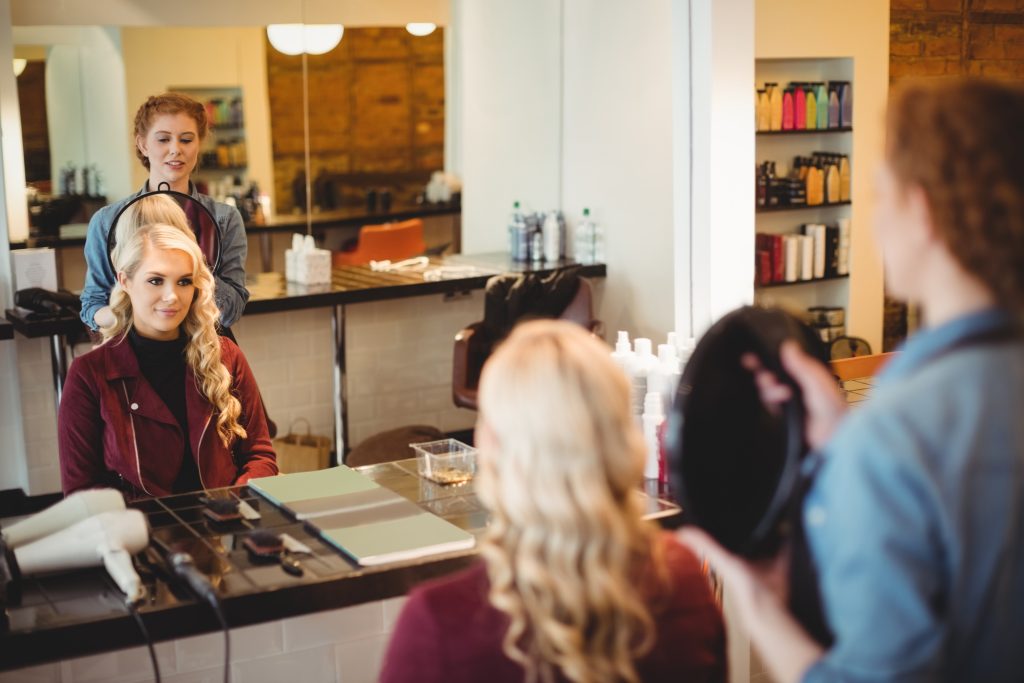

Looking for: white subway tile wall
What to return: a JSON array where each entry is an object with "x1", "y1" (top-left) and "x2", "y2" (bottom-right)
[{"x1": 0, "y1": 599, "x2": 401, "y2": 683}]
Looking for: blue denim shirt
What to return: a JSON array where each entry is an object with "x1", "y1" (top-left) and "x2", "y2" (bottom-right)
[
  {"x1": 802, "y1": 309, "x2": 1024, "y2": 682},
  {"x1": 80, "y1": 184, "x2": 249, "y2": 330}
]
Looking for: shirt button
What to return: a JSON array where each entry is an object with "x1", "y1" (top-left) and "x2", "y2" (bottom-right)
[
  {"x1": 806, "y1": 505, "x2": 827, "y2": 527},
  {"x1": 130, "y1": 403, "x2": 139, "y2": 411}
]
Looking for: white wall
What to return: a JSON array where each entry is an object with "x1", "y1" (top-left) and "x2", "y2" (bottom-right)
[
  {"x1": 561, "y1": 0, "x2": 676, "y2": 339},
  {"x1": 15, "y1": 26, "x2": 135, "y2": 202},
  {"x1": 0, "y1": 0, "x2": 30, "y2": 492},
  {"x1": 756, "y1": 0, "x2": 889, "y2": 352},
  {"x1": 690, "y1": 0, "x2": 756, "y2": 337},
  {"x1": 455, "y1": 0, "x2": 562, "y2": 255}
]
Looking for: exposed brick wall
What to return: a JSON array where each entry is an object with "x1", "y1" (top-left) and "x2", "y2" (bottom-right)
[
  {"x1": 266, "y1": 28, "x2": 445, "y2": 214},
  {"x1": 891, "y1": 0, "x2": 1024, "y2": 84},
  {"x1": 886, "y1": 2, "x2": 1024, "y2": 350}
]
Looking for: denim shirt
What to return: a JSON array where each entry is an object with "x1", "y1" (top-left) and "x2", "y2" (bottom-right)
[
  {"x1": 802, "y1": 309, "x2": 1024, "y2": 683},
  {"x1": 80, "y1": 184, "x2": 249, "y2": 330}
]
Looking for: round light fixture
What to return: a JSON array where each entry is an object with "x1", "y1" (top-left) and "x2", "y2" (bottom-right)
[
  {"x1": 13, "y1": 59, "x2": 27, "y2": 77},
  {"x1": 267, "y1": 24, "x2": 344, "y2": 56},
  {"x1": 405, "y1": 23, "x2": 437, "y2": 37}
]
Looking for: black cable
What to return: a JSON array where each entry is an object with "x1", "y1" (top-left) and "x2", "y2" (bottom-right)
[
  {"x1": 207, "y1": 595, "x2": 231, "y2": 683},
  {"x1": 127, "y1": 601, "x2": 161, "y2": 683},
  {"x1": 169, "y1": 553, "x2": 231, "y2": 683}
]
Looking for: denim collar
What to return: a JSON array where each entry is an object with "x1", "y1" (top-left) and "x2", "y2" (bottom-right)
[{"x1": 879, "y1": 308, "x2": 1018, "y2": 384}]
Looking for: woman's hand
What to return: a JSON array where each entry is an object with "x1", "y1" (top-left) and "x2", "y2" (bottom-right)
[
  {"x1": 94, "y1": 305, "x2": 115, "y2": 329},
  {"x1": 741, "y1": 341, "x2": 847, "y2": 451},
  {"x1": 679, "y1": 527, "x2": 823, "y2": 683}
]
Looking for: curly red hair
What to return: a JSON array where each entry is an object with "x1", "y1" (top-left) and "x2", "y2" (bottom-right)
[{"x1": 887, "y1": 78, "x2": 1024, "y2": 310}]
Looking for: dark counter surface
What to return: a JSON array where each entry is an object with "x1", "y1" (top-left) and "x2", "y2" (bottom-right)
[
  {"x1": 0, "y1": 320, "x2": 12, "y2": 341},
  {"x1": 245, "y1": 253, "x2": 607, "y2": 314},
  {"x1": 4, "y1": 254, "x2": 606, "y2": 336},
  {"x1": 0, "y1": 460, "x2": 678, "y2": 671}
]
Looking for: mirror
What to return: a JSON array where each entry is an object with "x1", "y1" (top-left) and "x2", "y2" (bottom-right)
[{"x1": 11, "y1": 15, "x2": 448, "y2": 244}]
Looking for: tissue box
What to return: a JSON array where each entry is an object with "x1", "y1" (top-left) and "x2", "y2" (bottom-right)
[
  {"x1": 11, "y1": 248, "x2": 58, "y2": 292},
  {"x1": 286, "y1": 248, "x2": 332, "y2": 285}
]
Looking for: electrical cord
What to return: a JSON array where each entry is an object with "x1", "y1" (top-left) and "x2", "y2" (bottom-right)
[
  {"x1": 169, "y1": 552, "x2": 231, "y2": 683},
  {"x1": 127, "y1": 600, "x2": 161, "y2": 683}
]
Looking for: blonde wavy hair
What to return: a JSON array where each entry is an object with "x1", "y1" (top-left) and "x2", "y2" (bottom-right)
[
  {"x1": 476, "y1": 319, "x2": 666, "y2": 683},
  {"x1": 103, "y1": 222, "x2": 245, "y2": 448}
]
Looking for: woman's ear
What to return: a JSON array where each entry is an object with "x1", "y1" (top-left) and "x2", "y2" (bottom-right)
[
  {"x1": 135, "y1": 135, "x2": 148, "y2": 159},
  {"x1": 905, "y1": 183, "x2": 938, "y2": 246},
  {"x1": 116, "y1": 271, "x2": 129, "y2": 289}
]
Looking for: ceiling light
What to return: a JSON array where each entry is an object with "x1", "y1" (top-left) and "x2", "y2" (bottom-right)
[
  {"x1": 267, "y1": 24, "x2": 344, "y2": 56},
  {"x1": 406, "y1": 23, "x2": 437, "y2": 37}
]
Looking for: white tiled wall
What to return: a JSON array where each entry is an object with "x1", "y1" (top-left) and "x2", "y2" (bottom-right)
[
  {"x1": 16, "y1": 336, "x2": 61, "y2": 494},
  {"x1": 0, "y1": 597, "x2": 408, "y2": 683}
]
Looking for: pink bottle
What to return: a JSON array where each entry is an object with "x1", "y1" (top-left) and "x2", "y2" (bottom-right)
[
  {"x1": 794, "y1": 84, "x2": 806, "y2": 129},
  {"x1": 782, "y1": 89, "x2": 795, "y2": 130}
]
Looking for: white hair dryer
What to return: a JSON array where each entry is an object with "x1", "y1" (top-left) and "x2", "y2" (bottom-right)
[
  {"x1": 2, "y1": 489, "x2": 126, "y2": 549},
  {"x1": 13, "y1": 509, "x2": 149, "y2": 603}
]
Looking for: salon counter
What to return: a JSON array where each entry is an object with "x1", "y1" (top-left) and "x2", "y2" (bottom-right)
[
  {"x1": 0, "y1": 460, "x2": 679, "y2": 672},
  {"x1": 6, "y1": 201, "x2": 461, "y2": 251},
  {"x1": 0, "y1": 320, "x2": 12, "y2": 341}
]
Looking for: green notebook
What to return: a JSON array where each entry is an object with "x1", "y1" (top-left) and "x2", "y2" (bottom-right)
[
  {"x1": 248, "y1": 466, "x2": 379, "y2": 519},
  {"x1": 249, "y1": 466, "x2": 475, "y2": 565},
  {"x1": 318, "y1": 509, "x2": 475, "y2": 567}
]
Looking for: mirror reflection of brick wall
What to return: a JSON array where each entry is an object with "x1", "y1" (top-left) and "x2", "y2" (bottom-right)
[
  {"x1": 266, "y1": 28, "x2": 445, "y2": 215},
  {"x1": 886, "y1": 0, "x2": 1024, "y2": 350}
]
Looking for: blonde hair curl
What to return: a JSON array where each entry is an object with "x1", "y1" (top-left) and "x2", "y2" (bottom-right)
[
  {"x1": 103, "y1": 222, "x2": 245, "y2": 448},
  {"x1": 476, "y1": 319, "x2": 666, "y2": 683}
]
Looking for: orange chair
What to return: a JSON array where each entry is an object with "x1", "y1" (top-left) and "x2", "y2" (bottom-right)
[
  {"x1": 333, "y1": 218, "x2": 427, "y2": 266},
  {"x1": 829, "y1": 352, "x2": 897, "y2": 381}
]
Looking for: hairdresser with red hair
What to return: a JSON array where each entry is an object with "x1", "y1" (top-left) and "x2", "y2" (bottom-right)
[{"x1": 80, "y1": 93, "x2": 248, "y2": 332}]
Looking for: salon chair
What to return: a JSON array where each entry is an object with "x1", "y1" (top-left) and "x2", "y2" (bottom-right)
[
  {"x1": 452, "y1": 274, "x2": 600, "y2": 411},
  {"x1": 333, "y1": 218, "x2": 426, "y2": 267}
]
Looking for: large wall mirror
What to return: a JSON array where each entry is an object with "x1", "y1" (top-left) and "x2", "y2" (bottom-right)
[{"x1": 9, "y1": 0, "x2": 452, "y2": 251}]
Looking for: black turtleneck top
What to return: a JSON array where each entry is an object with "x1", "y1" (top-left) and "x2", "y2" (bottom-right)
[{"x1": 128, "y1": 329, "x2": 202, "y2": 493}]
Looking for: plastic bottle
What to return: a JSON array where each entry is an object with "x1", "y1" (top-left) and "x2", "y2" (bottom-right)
[
  {"x1": 805, "y1": 87, "x2": 817, "y2": 130},
  {"x1": 678, "y1": 336, "x2": 696, "y2": 372},
  {"x1": 543, "y1": 211, "x2": 562, "y2": 264},
  {"x1": 642, "y1": 391, "x2": 665, "y2": 480},
  {"x1": 649, "y1": 343, "x2": 682, "y2": 411},
  {"x1": 575, "y1": 208, "x2": 598, "y2": 263},
  {"x1": 815, "y1": 83, "x2": 829, "y2": 129},
  {"x1": 508, "y1": 201, "x2": 529, "y2": 262},
  {"x1": 631, "y1": 338, "x2": 659, "y2": 424},
  {"x1": 611, "y1": 331, "x2": 635, "y2": 375},
  {"x1": 768, "y1": 83, "x2": 782, "y2": 131}
]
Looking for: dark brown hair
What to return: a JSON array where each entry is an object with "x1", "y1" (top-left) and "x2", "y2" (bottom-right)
[
  {"x1": 133, "y1": 93, "x2": 208, "y2": 169},
  {"x1": 887, "y1": 78, "x2": 1024, "y2": 310}
]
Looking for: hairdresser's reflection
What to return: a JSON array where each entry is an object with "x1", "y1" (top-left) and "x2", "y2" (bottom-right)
[
  {"x1": 58, "y1": 222, "x2": 277, "y2": 498},
  {"x1": 381, "y1": 320, "x2": 725, "y2": 683},
  {"x1": 682, "y1": 78, "x2": 1024, "y2": 682}
]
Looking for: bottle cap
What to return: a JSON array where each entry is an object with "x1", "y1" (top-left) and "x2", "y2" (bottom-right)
[
  {"x1": 583, "y1": 207, "x2": 590, "y2": 216},
  {"x1": 634, "y1": 338, "x2": 653, "y2": 357},
  {"x1": 615, "y1": 331, "x2": 631, "y2": 353}
]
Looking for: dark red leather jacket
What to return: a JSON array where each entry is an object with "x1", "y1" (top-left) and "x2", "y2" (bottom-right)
[{"x1": 58, "y1": 335, "x2": 277, "y2": 497}]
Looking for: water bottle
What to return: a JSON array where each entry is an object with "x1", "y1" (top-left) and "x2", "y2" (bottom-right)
[
  {"x1": 542, "y1": 211, "x2": 562, "y2": 264},
  {"x1": 575, "y1": 208, "x2": 602, "y2": 263},
  {"x1": 508, "y1": 201, "x2": 529, "y2": 262}
]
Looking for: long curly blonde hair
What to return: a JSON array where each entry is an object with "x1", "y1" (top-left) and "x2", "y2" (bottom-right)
[
  {"x1": 476, "y1": 320, "x2": 666, "y2": 683},
  {"x1": 115, "y1": 194, "x2": 193, "y2": 247},
  {"x1": 103, "y1": 222, "x2": 245, "y2": 448}
]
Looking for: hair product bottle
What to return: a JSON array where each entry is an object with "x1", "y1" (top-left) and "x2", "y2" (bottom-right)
[
  {"x1": 782, "y1": 89, "x2": 795, "y2": 130},
  {"x1": 805, "y1": 87, "x2": 817, "y2": 130},
  {"x1": 768, "y1": 83, "x2": 783, "y2": 131},
  {"x1": 794, "y1": 84, "x2": 806, "y2": 130},
  {"x1": 839, "y1": 156, "x2": 851, "y2": 202},
  {"x1": 816, "y1": 83, "x2": 829, "y2": 129}
]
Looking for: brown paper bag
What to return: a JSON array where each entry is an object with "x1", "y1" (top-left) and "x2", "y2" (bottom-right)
[{"x1": 272, "y1": 418, "x2": 331, "y2": 473}]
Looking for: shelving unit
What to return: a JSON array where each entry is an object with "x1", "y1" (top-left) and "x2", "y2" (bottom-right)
[
  {"x1": 757, "y1": 200, "x2": 850, "y2": 214},
  {"x1": 754, "y1": 58, "x2": 853, "y2": 317},
  {"x1": 170, "y1": 85, "x2": 249, "y2": 183}
]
